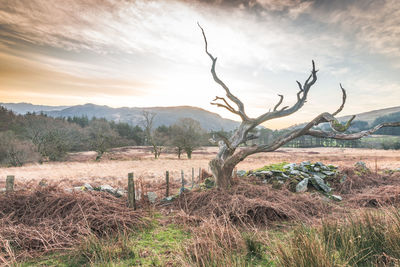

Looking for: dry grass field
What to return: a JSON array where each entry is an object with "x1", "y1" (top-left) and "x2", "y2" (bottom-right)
[
  {"x1": 2, "y1": 146, "x2": 400, "y2": 266},
  {"x1": 0, "y1": 146, "x2": 399, "y2": 189}
]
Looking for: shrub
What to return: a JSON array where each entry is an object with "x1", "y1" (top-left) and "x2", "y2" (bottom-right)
[
  {"x1": 39, "y1": 130, "x2": 69, "y2": 161},
  {"x1": 0, "y1": 131, "x2": 39, "y2": 166},
  {"x1": 87, "y1": 120, "x2": 119, "y2": 160},
  {"x1": 381, "y1": 140, "x2": 400, "y2": 150}
]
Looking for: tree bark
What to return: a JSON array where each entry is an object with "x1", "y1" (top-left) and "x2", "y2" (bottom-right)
[
  {"x1": 186, "y1": 150, "x2": 192, "y2": 159},
  {"x1": 209, "y1": 158, "x2": 234, "y2": 189}
]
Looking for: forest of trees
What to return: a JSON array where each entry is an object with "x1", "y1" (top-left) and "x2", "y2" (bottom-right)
[
  {"x1": 0, "y1": 107, "x2": 224, "y2": 166},
  {"x1": 0, "y1": 106, "x2": 399, "y2": 167}
]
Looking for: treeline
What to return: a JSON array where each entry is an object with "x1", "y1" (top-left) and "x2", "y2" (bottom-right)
[
  {"x1": 322, "y1": 112, "x2": 400, "y2": 136},
  {"x1": 251, "y1": 111, "x2": 400, "y2": 149},
  {"x1": 246, "y1": 128, "x2": 364, "y2": 148},
  {"x1": 0, "y1": 107, "x2": 225, "y2": 166},
  {"x1": 0, "y1": 107, "x2": 135, "y2": 165},
  {"x1": 1, "y1": 106, "x2": 399, "y2": 167},
  {"x1": 372, "y1": 111, "x2": 400, "y2": 135}
]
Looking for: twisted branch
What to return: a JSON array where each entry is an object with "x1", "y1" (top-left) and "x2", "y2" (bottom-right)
[
  {"x1": 211, "y1": 96, "x2": 240, "y2": 116},
  {"x1": 332, "y1": 83, "x2": 347, "y2": 116},
  {"x1": 253, "y1": 60, "x2": 318, "y2": 125},
  {"x1": 198, "y1": 23, "x2": 250, "y2": 121},
  {"x1": 273, "y1": 94, "x2": 284, "y2": 111},
  {"x1": 198, "y1": 24, "x2": 400, "y2": 171},
  {"x1": 210, "y1": 132, "x2": 233, "y2": 151},
  {"x1": 307, "y1": 122, "x2": 400, "y2": 140}
]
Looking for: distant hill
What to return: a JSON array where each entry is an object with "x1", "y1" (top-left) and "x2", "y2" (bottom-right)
[
  {"x1": 285, "y1": 106, "x2": 400, "y2": 131},
  {"x1": 338, "y1": 106, "x2": 400, "y2": 125},
  {"x1": 0, "y1": 103, "x2": 70, "y2": 114},
  {"x1": 0, "y1": 103, "x2": 240, "y2": 131},
  {"x1": 3, "y1": 102, "x2": 398, "y2": 132}
]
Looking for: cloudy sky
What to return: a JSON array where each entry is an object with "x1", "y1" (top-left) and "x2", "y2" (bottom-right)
[{"x1": 0, "y1": 0, "x2": 399, "y2": 129}]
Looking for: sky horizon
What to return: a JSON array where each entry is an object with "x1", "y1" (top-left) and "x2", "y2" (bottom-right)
[{"x1": 1, "y1": 0, "x2": 400, "y2": 129}]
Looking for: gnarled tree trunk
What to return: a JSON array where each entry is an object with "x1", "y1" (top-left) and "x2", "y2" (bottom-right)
[
  {"x1": 209, "y1": 158, "x2": 235, "y2": 189},
  {"x1": 198, "y1": 23, "x2": 400, "y2": 189}
]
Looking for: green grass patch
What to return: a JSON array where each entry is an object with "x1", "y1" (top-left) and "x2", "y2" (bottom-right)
[
  {"x1": 252, "y1": 162, "x2": 289, "y2": 173},
  {"x1": 21, "y1": 218, "x2": 190, "y2": 267}
]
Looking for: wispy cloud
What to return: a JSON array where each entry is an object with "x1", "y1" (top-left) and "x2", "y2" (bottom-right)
[{"x1": 0, "y1": 0, "x2": 399, "y2": 128}]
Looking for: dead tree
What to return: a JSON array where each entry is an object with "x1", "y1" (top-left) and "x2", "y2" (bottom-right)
[
  {"x1": 198, "y1": 24, "x2": 400, "y2": 189},
  {"x1": 141, "y1": 111, "x2": 162, "y2": 159}
]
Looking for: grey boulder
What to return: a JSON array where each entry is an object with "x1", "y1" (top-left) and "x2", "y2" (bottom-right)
[
  {"x1": 311, "y1": 175, "x2": 331, "y2": 193},
  {"x1": 296, "y1": 178, "x2": 309, "y2": 193},
  {"x1": 147, "y1": 192, "x2": 158, "y2": 203}
]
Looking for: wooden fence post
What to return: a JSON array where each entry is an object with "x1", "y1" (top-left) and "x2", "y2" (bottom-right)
[
  {"x1": 198, "y1": 167, "x2": 201, "y2": 183},
  {"x1": 191, "y1": 167, "x2": 194, "y2": 188},
  {"x1": 128, "y1": 172, "x2": 136, "y2": 210},
  {"x1": 166, "y1": 171, "x2": 169, "y2": 197},
  {"x1": 6, "y1": 175, "x2": 14, "y2": 193},
  {"x1": 180, "y1": 170, "x2": 184, "y2": 194}
]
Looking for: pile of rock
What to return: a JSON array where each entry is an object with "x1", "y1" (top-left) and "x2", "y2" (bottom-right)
[
  {"x1": 247, "y1": 161, "x2": 342, "y2": 200},
  {"x1": 65, "y1": 183, "x2": 126, "y2": 198}
]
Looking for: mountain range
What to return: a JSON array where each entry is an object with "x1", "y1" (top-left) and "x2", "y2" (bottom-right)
[
  {"x1": 1, "y1": 102, "x2": 399, "y2": 131},
  {"x1": 338, "y1": 106, "x2": 400, "y2": 124},
  {"x1": 0, "y1": 102, "x2": 70, "y2": 114},
  {"x1": 285, "y1": 106, "x2": 400, "y2": 131},
  {"x1": 0, "y1": 103, "x2": 240, "y2": 131}
]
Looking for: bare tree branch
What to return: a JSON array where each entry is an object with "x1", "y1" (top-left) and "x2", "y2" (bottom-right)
[
  {"x1": 255, "y1": 112, "x2": 333, "y2": 153},
  {"x1": 198, "y1": 23, "x2": 250, "y2": 121},
  {"x1": 242, "y1": 133, "x2": 259, "y2": 144},
  {"x1": 253, "y1": 60, "x2": 318, "y2": 125},
  {"x1": 210, "y1": 102, "x2": 237, "y2": 114},
  {"x1": 211, "y1": 96, "x2": 241, "y2": 115},
  {"x1": 307, "y1": 122, "x2": 400, "y2": 140},
  {"x1": 329, "y1": 115, "x2": 356, "y2": 132},
  {"x1": 198, "y1": 24, "x2": 400, "y2": 189},
  {"x1": 227, "y1": 118, "x2": 400, "y2": 169},
  {"x1": 237, "y1": 110, "x2": 355, "y2": 159},
  {"x1": 214, "y1": 96, "x2": 236, "y2": 111},
  {"x1": 215, "y1": 132, "x2": 233, "y2": 151},
  {"x1": 332, "y1": 83, "x2": 347, "y2": 116},
  {"x1": 273, "y1": 94, "x2": 284, "y2": 111},
  {"x1": 296, "y1": 81, "x2": 303, "y2": 101}
]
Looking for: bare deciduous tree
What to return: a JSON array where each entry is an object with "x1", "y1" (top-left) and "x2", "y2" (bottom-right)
[
  {"x1": 141, "y1": 111, "x2": 163, "y2": 159},
  {"x1": 171, "y1": 118, "x2": 204, "y2": 159},
  {"x1": 0, "y1": 131, "x2": 39, "y2": 166},
  {"x1": 87, "y1": 119, "x2": 118, "y2": 160},
  {"x1": 24, "y1": 115, "x2": 71, "y2": 161},
  {"x1": 198, "y1": 24, "x2": 400, "y2": 189}
]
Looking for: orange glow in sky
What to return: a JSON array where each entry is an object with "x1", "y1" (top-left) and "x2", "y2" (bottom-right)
[{"x1": 1, "y1": 0, "x2": 400, "y2": 129}]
